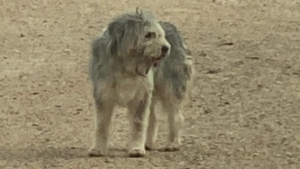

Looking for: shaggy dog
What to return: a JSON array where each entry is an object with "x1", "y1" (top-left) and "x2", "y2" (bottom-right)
[{"x1": 88, "y1": 8, "x2": 193, "y2": 157}]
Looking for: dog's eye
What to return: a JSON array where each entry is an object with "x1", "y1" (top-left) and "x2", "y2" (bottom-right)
[
  {"x1": 145, "y1": 32, "x2": 152, "y2": 38},
  {"x1": 145, "y1": 32, "x2": 155, "y2": 39}
]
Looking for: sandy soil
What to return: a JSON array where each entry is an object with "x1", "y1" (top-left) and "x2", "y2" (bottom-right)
[{"x1": 1, "y1": 0, "x2": 300, "y2": 168}]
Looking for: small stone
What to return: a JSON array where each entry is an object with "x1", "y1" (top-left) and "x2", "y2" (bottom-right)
[{"x1": 286, "y1": 152, "x2": 293, "y2": 157}]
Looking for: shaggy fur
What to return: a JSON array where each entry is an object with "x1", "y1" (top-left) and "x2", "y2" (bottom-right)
[
  {"x1": 88, "y1": 8, "x2": 193, "y2": 157},
  {"x1": 146, "y1": 21, "x2": 193, "y2": 152}
]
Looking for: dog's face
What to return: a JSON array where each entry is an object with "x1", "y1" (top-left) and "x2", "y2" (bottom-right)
[
  {"x1": 140, "y1": 22, "x2": 170, "y2": 66},
  {"x1": 107, "y1": 8, "x2": 170, "y2": 75}
]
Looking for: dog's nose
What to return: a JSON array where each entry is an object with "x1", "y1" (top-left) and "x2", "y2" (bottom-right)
[{"x1": 161, "y1": 45, "x2": 169, "y2": 55}]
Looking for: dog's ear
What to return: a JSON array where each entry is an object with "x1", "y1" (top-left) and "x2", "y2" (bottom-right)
[
  {"x1": 107, "y1": 16, "x2": 141, "y2": 57},
  {"x1": 107, "y1": 20, "x2": 124, "y2": 56}
]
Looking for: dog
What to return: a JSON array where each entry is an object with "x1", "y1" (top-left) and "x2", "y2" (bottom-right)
[{"x1": 88, "y1": 8, "x2": 193, "y2": 157}]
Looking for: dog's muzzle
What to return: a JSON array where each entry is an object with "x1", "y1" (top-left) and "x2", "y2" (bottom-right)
[
  {"x1": 153, "y1": 45, "x2": 169, "y2": 67},
  {"x1": 161, "y1": 45, "x2": 169, "y2": 56}
]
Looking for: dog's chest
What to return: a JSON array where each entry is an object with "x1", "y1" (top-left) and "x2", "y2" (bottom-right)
[{"x1": 114, "y1": 70, "x2": 154, "y2": 106}]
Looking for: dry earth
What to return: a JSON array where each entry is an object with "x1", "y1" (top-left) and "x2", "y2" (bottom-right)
[{"x1": 1, "y1": 0, "x2": 300, "y2": 168}]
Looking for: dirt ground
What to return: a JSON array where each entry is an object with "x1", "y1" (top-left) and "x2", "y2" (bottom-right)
[{"x1": 1, "y1": 0, "x2": 300, "y2": 168}]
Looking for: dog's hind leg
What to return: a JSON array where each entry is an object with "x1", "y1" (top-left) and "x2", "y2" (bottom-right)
[
  {"x1": 145, "y1": 99, "x2": 158, "y2": 150},
  {"x1": 163, "y1": 100, "x2": 184, "y2": 151},
  {"x1": 127, "y1": 93, "x2": 152, "y2": 157},
  {"x1": 88, "y1": 94, "x2": 115, "y2": 157}
]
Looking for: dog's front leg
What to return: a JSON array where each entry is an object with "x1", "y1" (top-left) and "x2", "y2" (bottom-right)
[
  {"x1": 145, "y1": 99, "x2": 158, "y2": 150},
  {"x1": 88, "y1": 95, "x2": 114, "y2": 157},
  {"x1": 127, "y1": 93, "x2": 151, "y2": 157}
]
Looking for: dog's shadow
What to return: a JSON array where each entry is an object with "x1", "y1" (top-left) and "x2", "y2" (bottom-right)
[{"x1": 0, "y1": 146, "x2": 128, "y2": 161}]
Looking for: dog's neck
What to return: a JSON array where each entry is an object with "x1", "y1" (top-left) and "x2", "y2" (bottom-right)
[{"x1": 116, "y1": 52, "x2": 153, "y2": 77}]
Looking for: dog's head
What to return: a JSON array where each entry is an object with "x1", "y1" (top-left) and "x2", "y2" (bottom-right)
[{"x1": 107, "y1": 8, "x2": 171, "y2": 76}]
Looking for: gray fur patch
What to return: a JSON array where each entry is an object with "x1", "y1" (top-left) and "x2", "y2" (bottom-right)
[
  {"x1": 155, "y1": 21, "x2": 192, "y2": 100},
  {"x1": 135, "y1": 93, "x2": 150, "y2": 120}
]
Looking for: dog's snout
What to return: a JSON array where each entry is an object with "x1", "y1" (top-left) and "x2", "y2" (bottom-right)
[{"x1": 161, "y1": 45, "x2": 169, "y2": 54}]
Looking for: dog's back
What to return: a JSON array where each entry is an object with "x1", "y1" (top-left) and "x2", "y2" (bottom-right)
[
  {"x1": 89, "y1": 30, "x2": 111, "y2": 85},
  {"x1": 154, "y1": 21, "x2": 193, "y2": 104}
]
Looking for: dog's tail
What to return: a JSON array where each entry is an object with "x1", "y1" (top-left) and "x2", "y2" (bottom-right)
[
  {"x1": 183, "y1": 44, "x2": 192, "y2": 56},
  {"x1": 183, "y1": 44, "x2": 194, "y2": 103}
]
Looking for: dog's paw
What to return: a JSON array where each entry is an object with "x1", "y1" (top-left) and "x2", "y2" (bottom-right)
[
  {"x1": 87, "y1": 147, "x2": 105, "y2": 157},
  {"x1": 145, "y1": 144, "x2": 154, "y2": 151},
  {"x1": 163, "y1": 143, "x2": 181, "y2": 152},
  {"x1": 145, "y1": 144, "x2": 155, "y2": 151},
  {"x1": 128, "y1": 148, "x2": 146, "y2": 158}
]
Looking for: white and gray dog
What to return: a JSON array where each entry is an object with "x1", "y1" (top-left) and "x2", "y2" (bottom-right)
[{"x1": 88, "y1": 8, "x2": 193, "y2": 157}]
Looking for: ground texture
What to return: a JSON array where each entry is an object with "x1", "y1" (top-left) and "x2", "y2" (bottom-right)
[{"x1": 1, "y1": 0, "x2": 300, "y2": 168}]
